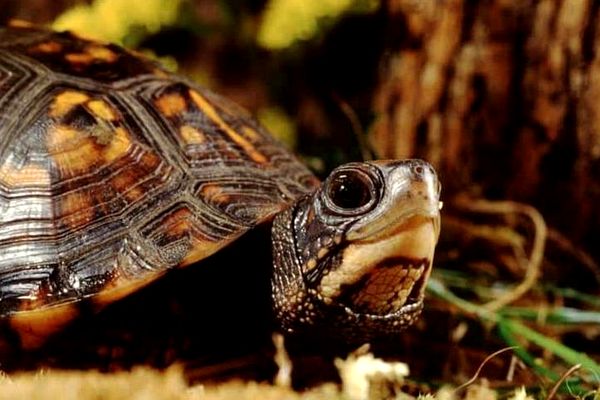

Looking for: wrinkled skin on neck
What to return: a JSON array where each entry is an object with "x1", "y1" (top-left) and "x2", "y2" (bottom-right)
[{"x1": 271, "y1": 160, "x2": 441, "y2": 342}]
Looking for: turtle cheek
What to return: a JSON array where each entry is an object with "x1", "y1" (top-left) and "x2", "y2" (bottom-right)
[
  {"x1": 299, "y1": 237, "x2": 342, "y2": 286},
  {"x1": 290, "y1": 194, "x2": 346, "y2": 283}
]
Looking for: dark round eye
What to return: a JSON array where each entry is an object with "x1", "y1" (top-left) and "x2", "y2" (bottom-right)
[{"x1": 327, "y1": 171, "x2": 374, "y2": 210}]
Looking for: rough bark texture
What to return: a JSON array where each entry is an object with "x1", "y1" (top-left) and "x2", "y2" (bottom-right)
[{"x1": 371, "y1": 0, "x2": 600, "y2": 262}]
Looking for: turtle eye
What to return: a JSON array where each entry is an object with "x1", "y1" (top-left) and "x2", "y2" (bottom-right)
[{"x1": 327, "y1": 169, "x2": 375, "y2": 211}]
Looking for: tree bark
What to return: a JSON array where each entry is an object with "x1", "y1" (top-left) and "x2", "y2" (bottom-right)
[{"x1": 371, "y1": 0, "x2": 600, "y2": 263}]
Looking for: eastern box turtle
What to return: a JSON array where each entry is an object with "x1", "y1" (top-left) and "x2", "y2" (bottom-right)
[{"x1": 0, "y1": 24, "x2": 441, "y2": 352}]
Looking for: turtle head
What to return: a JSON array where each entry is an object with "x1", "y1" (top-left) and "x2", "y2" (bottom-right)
[{"x1": 271, "y1": 159, "x2": 441, "y2": 341}]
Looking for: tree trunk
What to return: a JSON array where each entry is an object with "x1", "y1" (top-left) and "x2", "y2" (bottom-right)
[{"x1": 371, "y1": 0, "x2": 600, "y2": 263}]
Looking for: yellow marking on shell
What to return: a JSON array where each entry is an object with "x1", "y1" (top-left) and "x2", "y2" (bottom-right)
[
  {"x1": 93, "y1": 272, "x2": 163, "y2": 309},
  {"x1": 200, "y1": 183, "x2": 230, "y2": 203},
  {"x1": 89, "y1": 120, "x2": 114, "y2": 145},
  {"x1": 242, "y1": 126, "x2": 261, "y2": 140},
  {"x1": 10, "y1": 303, "x2": 78, "y2": 349},
  {"x1": 47, "y1": 124, "x2": 131, "y2": 176},
  {"x1": 86, "y1": 45, "x2": 118, "y2": 62},
  {"x1": 47, "y1": 124, "x2": 78, "y2": 149},
  {"x1": 180, "y1": 125, "x2": 205, "y2": 145},
  {"x1": 87, "y1": 99, "x2": 117, "y2": 121},
  {"x1": 189, "y1": 90, "x2": 268, "y2": 164},
  {"x1": 155, "y1": 92, "x2": 187, "y2": 117},
  {"x1": 47, "y1": 125, "x2": 98, "y2": 173},
  {"x1": 103, "y1": 127, "x2": 132, "y2": 162},
  {"x1": 65, "y1": 45, "x2": 118, "y2": 65},
  {"x1": 65, "y1": 52, "x2": 94, "y2": 64},
  {"x1": 180, "y1": 238, "x2": 231, "y2": 268},
  {"x1": 50, "y1": 91, "x2": 90, "y2": 118},
  {"x1": 31, "y1": 41, "x2": 63, "y2": 53},
  {"x1": 61, "y1": 190, "x2": 94, "y2": 229},
  {"x1": 0, "y1": 162, "x2": 51, "y2": 187}
]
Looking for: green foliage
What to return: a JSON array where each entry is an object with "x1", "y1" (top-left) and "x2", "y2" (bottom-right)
[
  {"x1": 428, "y1": 276, "x2": 600, "y2": 395},
  {"x1": 52, "y1": 0, "x2": 182, "y2": 45},
  {"x1": 257, "y1": 0, "x2": 379, "y2": 49}
]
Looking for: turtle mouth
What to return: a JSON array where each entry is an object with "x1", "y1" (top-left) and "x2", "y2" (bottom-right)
[
  {"x1": 337, "y1": 257, "x2": 431, "y2": 318},
  {"x1": 349, "y1": 204, "x2": 441, "y2": 243}
]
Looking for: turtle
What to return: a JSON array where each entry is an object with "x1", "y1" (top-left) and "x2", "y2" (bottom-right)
[{"x1": 0, "y1": 23, "x2": 441, "y2": 356}]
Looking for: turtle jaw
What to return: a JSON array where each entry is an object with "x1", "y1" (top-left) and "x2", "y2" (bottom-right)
[
  {"x1": 336, "y1": 255, "x2": 432, "y2": 318},
  {"x1": 274, "y1": 257, "x2": 430, "y2": 341},
  {"x1": 317, "y1": 214, "x2": 437, "y2": 324}
]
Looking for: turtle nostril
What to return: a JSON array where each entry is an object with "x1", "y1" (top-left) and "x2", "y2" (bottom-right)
[
  {"x1": 409, "y1": 161, "x2": 437, "y2": 184},
  {"x1": 409, "y1": 162, "x2": 429, "y2": 181}
]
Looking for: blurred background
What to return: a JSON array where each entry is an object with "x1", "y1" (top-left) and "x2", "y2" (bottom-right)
[{"x1": 1, "y1": 0, "x2": 599, "y2": 395}]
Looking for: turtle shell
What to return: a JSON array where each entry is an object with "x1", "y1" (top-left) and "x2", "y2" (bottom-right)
[{"x1": 0, "y1": 25, "x2": 319, "y2": 344}]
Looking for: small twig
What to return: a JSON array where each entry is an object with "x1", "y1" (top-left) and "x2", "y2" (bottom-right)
[
  {"x1": 332, "y1": 94, "x2": 373, "y2": 161},
  {"x1": 453, "y1": 346, "x2": 518, "y2": 393},
  {"x1": 506, "y1": 354, "x2": 517, "y2": 382},
  {"x1": 454, "y1": 197, "x2": 547, "y2": 311},
  {"x1": 546, "y1": 364, "x2": 581, "y2": 400}
]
